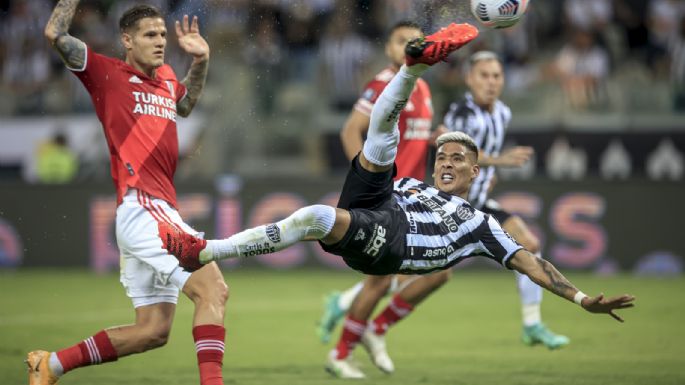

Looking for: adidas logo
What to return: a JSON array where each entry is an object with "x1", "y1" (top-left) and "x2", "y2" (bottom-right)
[{"x1": 129, "y1": 75, "x2": 143, "y2": 84}]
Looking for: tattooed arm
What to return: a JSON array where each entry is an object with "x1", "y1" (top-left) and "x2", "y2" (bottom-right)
[
  {"x1": 177, "y1": 57, "x2": 208, "y2": 117},
  {"x1": 44, "y1": 0, "x2": 86, "y2": 70},
  {"x1": 175, "y1": 15, "x2": 210, "y2": 117},
  {"x1": 508, "y1": 250, "x2": 635, "y2": 322}
]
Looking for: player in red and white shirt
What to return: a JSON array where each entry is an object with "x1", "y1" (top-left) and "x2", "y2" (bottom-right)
[
  {"x1": 26, "y1": 3, "x2": 226, "y2": 385},
  {"x1": 322, "y1": 21, "x2": 455, "y2": 378}
]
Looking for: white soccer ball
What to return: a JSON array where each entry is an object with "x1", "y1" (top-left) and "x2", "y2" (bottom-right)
[{"x1": 470, "y1": 0, "x2": 530, "y2": 29}]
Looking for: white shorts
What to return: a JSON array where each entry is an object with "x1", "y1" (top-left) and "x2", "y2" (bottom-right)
[{"x1": 116, "y1": 188, "x2": 200, "y2": 308}]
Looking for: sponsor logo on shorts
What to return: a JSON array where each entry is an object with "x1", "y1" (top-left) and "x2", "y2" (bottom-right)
[
  {"x1": 416, "y1": 194, "x2": 459, "y2": 232},
  {"x1": 354, "y1": 229, "x2": 366, "y2": 241},
  {"x1": 265, "y1": 224, "x2": 281, "y2": 243},
  {"x1": 363, "y1": 224, "x2": 387, "y2": 257},
  {"x1": 456, "y1": 205, "x2": 475, "y2": 221}
]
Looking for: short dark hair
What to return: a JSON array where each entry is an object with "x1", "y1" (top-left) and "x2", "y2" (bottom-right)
[
  {"x1": 435, "y1": 132, "x2": 479, "y2": 162},
  {"x1": 119, "y1": 5, "x2": 163, "y2": 32},
  {"x1": 386, "y1": 20, "x2": 423, "y2": 41}
]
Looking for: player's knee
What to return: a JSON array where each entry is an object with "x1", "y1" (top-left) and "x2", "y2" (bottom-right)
[
  {"x1": 193, "y1": 277, "x2": 228, "y2": 305},
  {"x1": 294, "y1": 204, "x2": 336, "y2": 239},
  {"x1": 144, "y1": 328, "x2": 171, "y2": 350},
  {"x1": 131, "y1": 323, "x2": 171, "y2": 352}
]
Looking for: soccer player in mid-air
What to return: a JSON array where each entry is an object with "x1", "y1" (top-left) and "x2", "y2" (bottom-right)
[
  {"x1": 323, "y1": 20, "x2": 455, "y2": 376},
  {"x1": 319, "y1": 25, "x2": 571, "y2": 379},
  {"x1": 27, "y1": 2, "x2": 228, "y2": 385},
  {"x1": 160, "y1": 23, "x2": 635, "y2": 379}
]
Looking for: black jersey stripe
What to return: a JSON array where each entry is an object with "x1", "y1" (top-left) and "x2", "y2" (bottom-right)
[{"x1": 397, "y1": 177, "x2": 411, "y2": 189}]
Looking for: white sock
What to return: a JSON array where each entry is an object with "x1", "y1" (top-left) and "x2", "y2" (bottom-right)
[
  {"x1": 49, "y1": 352, "x2": 64, "y2": 377},
  {"x1": 362, "y1": 65, "x2": 428, "y2": 166},
  {"x1": 338, "y1": 282, "x2": 364, "y2": 311},
  {"x1": 201, "y1": 205, "x2": 336, "y2": 262},
  {"x1": 522, "y1": 303, "x2": 542, "y2": 327}
]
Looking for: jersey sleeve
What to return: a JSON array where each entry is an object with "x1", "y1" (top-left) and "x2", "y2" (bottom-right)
[
  {"x1": 353, "y1": 79, "x2": 386, "y2": 116},
  {"x1": 69, "y1": 44, "x2": 116, "y2": 98},
  {"x1": 478, "y1": 215, "x2": 523, "y2": 269}
]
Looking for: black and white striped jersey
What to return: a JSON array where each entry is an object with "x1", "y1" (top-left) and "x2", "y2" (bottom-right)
[
  {"x1": 392, "y1": 177, "x2": 522, "y2": 274},
  {"x1": 442, "y1": 92, "x2": 512, "y2": 209}
]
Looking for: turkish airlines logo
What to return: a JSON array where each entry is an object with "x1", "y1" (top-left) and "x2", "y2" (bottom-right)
[{"x1": 132, "y1": 91, "x2": 177, "y2": 122}]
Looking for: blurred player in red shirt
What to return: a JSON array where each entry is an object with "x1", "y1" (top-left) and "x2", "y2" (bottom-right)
[{"x1": 26, "y1": 3, "x2": 227, "y2": 385}]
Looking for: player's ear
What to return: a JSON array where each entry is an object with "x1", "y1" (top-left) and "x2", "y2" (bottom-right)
[
  {"x1": 470, "y1": 163, "x2": 480, "y2": 181},
  {"x1": 121, "y1": 32, "x2": 133, "y2": 50}
]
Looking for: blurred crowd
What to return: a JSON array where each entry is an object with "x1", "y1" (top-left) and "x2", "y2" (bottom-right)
[
  {"x1": 1, "y1": 0, "x2": 685, "y2": 115},
  {"x1": 1, "y1": 0, "x2": 684, "y2": 182}
]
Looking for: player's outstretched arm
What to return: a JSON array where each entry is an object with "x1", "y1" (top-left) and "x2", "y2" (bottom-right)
[
  {"x1": 508, "y1": 249, "x2": 635, "y2": 322},
  {"x1": 176, "y1": 15, "x2": 210, "y2": 117},
  {"x1": 44, "y1": 0, "x2": 86, "y2": 70}
]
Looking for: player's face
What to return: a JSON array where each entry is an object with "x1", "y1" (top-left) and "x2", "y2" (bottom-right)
[
  {"x1": 466, "y1": 59, "x2": 504, "y2": 109},
  {"x1": 432, "y1": 142, "x2": 479, "y2": 198},
  {"x1": 122, "y1": 17, "x2": 167, "y2": 71},
  {"x1": 386, "y1": 27, "x2": 423, "y2": 68}
]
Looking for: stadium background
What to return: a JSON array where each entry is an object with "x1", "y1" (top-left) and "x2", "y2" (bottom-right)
[{"x1": 0, "y1": 1, "x2": 684, "y2": 384}]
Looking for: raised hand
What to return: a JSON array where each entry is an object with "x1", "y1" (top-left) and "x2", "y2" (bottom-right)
[
  {"x1": 175, "y1": 15, "x2": 209, "y2": 61},
  {"x1": 581, "y1": 293, "x2": 636, "y2": 322},
  {"x1": 498, "y1": 146, "x2": 534, "y2": 167}
]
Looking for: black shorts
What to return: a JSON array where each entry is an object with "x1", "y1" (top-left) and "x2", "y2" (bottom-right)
[
  {"x1": 320, "y1": 155, "x2": 407, "y2": 275},
  {"x1": 480, "y1": 199, "x2": 513, "y2": 224}
]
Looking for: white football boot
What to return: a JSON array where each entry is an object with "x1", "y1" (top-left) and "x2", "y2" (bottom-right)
[
  {"x1": 361, "y1": 329, "x2": 395, "y2": 374},
  {"x1": 325, "y1": 350, "x2": 366, "y2": 379}
]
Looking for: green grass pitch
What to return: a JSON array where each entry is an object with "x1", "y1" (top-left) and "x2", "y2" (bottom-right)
[{"x1": 1, "y1": 270, "x2": 683, "y2": 385}]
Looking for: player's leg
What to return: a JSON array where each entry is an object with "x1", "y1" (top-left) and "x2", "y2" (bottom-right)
[
  {"x1": 318, "y1": 272, "x2": 414, "y2": 344},
  {"x1": 356, "y1": 270, "x2": 450, "y2": 374},
  {"x1": 190, "y1": 205, "x2": 347, "y2": 264},
  {"x1": 501, "y1": 214, "x2": 570, "y2": 349},
  {"x1": 359, "y1": 23, "x2": 479, "y2": 174},
  {"x1": 181, "y1": 263, "x2": 229, "y2": 385},
  {"x1": 144, "y1": 195, "x2": 231, "y2": 385},
  {"x1": 317, "y1": 280, "x2": 364, "y2": 344},
  {"x1": 26, "y1": 189, "x2": 189, "y2": 385},
  {"x1": 326, "y1": 275, "x2": 393, "y2": 378},
  {"x1": 26, "y1": 303, "x2": 174, "y2": 385},
  {"x1": 372, "y1": 270, "x2": 452, "y2": 335}
]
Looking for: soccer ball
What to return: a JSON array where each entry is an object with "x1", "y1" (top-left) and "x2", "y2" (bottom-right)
[{"x1": 470, "y1": 0, "x2": 529, "y2": 29}]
